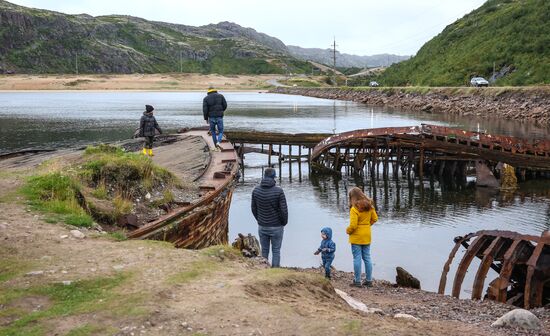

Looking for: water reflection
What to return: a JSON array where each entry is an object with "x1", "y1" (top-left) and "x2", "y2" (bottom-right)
[
  {"x1": 1, "y1": 91, "x2": 549, "y2": 154},
  {"x1": 229, "y1": 162, "x2": 550, "y2": 292}
]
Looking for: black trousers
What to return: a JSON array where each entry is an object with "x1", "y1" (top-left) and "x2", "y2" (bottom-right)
[{"x1": 144, "y1": 136, "x2": 154, "y2": 149}]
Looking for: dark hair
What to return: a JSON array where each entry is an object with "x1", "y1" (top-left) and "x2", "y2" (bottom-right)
[
  {"x1": 145, "y1": 105, "x2": 154, "y2": 113},
  {"x1": 264, "y1": 168, "x2": 276, "y2": 178}
]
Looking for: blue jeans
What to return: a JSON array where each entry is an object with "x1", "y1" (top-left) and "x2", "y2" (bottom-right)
[
  {"x1": 258, "y1": 226, "x2": 284, "y2": 267},
  {"x1": 351, "y1": 244, "x2": 373, "y2": 283},
  {"x1": 322, "y1": 255, "x2": 334, "y2": 278},
  {"x1": 209, "y1": 117, "x2": 224, "y2": 145}
]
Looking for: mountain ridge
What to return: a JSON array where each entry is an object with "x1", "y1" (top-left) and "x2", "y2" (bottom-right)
[
  {"x1": 0, "y1": 0, "x2": 408, "y2": 74},
  {"x1": 287, "y1": 45, "x2": 410, "y2": 68}
]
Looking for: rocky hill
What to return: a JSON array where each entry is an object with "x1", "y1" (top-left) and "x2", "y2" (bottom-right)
[
  {"x1": 288, "y1": 45, "x2": 409, "y2": 68},
  {"x1": 0, "y1": 0, "x2": 308, "y2": 74},
  {"x1": 0, "y1": 1, "x2": 411, "y2": 75},
  {"x1": 379, "y1": 0, "x2": 550, "y2": 86}
]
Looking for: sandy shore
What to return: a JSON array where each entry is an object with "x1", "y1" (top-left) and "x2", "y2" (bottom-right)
[{"x1": 0, "y1": 73, "x2": 283, "y2": 91}]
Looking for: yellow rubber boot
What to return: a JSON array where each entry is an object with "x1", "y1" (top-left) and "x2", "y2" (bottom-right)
[
  {"x1": 142, "y1": 148, "x2": 147, "y2": 155},
  {"x1": 148, "y1": 149, "x2": 154, "y2": 157}
]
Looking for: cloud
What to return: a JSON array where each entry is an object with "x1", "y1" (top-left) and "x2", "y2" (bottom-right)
[{"x1": 8, "y1": 0, "x2": 486, "y2": 55}]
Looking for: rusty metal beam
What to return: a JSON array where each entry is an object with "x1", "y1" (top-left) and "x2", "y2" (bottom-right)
[
  {"x1": 439, "y1": 232, "x2": 479, "y2": 294},
  {"x1": 452, "y1": 235, "x2": 491, "y2": 298},
  {"x1": 472, "y1": 237, "x2": 507, "y2": 300}
]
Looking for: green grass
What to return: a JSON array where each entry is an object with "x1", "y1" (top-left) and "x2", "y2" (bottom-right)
[
  {"x1": 0, "y1": 256, "x2": 33, "y2": 283},
  {"x1": 81, "y1": 144, "x2": 176, "y2": 195},
  {"x1": 65, "y1": 324, "x2": 116, "y2": 336},
  {"x1": 167, "y1": 259, "x2": 219, "y2": 284},
  {"x1": 378, "y1": 0, "x2": 550, "y2": 86},
  {"x1": 21, "y1": 172, "x2": 93, "y2": 228},
  {"x1": 90, "y1": 183, "x2": 108, "y2": 199},
  {"x1": 0, "y1": 274, "x2": 144, "y2": 336},
  {"x1": 282, "y1": 78, "x2": 322, "y2": 88},
  {"x1": 342, "y1": 320, "x2": 363, "y2": 335},
  {"x1": 21, "y1": 144, "x2": 180, "y2": 227},
  {"x1": 106, "y1": 231, "x2": 127, "y2": 242}
]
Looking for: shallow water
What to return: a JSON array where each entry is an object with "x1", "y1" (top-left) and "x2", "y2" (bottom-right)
[{"x1": 1, "y1": 91, "x2": 549, "y2": 294}]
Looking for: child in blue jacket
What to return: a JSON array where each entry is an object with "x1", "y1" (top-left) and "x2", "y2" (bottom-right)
[{"x1": 314, "y1": 227, "x2": 336, "y2": 279}]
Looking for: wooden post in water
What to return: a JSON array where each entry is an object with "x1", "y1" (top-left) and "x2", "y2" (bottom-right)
[
  {"x1": 278, "y1": 144, "x2": 282, "y2": 180},
  {"x1": 371, "y1": 142, "x2": 377, "y2": 178},
  {"x1": 288, "y1": 145, "x2": 292, "y2": 180},
  {"x1": 268, "y1": 144, "x2": 272, "y2": 166},
  {"x1": 395, "y1": 144, "x2": 401, "y2": 180},
  {"x1": 298, "y1": 146, "x2": 302, "y2": 182},
  {"x1": 419, "y1": 147, "x2": 424, "y2": 180},
  {"x1": 240, "y1": 143, "x2": 245, "y2": 181},
  {"x1": 308, "y1": 148, "x2": 312, "y2": 175}
]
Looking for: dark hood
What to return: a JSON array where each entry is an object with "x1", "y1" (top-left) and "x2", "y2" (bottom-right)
[
  {"x1": 260, "y1": 177, "x2": 276, "y2": 188},
  {"x1": 321, "y1": 227, "x2": 333, "y2": 240}
]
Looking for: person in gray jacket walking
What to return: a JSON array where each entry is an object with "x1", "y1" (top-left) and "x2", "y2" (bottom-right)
[{"x1": 251, "y1": 168, "x2": 288, "y2": 267}]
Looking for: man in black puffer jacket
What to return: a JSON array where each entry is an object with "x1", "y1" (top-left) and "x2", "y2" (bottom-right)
[
  {"x1": 251, "y1": 168, "x2": 288, "y2": 267},
  {"x1": 203, "y1": 87, "x2": 227, "y2": 151},
  {"x1": 139, "y1": 104, "x2": 162, "y2": 156}
]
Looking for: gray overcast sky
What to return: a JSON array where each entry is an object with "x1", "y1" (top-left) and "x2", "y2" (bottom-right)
[{"x1": 9, "y1": 0, "x2": 486, "y2": 56}]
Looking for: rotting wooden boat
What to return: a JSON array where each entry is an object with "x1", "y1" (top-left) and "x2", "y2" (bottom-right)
[{"x1": 127, "y1": 128, "x2": 239, "y2": 248}]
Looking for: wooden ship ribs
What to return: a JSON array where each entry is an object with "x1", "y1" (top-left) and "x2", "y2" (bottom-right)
[
  {"x1": 439, "y1": 230, "x2": 550, "y2": 309},
  {"x1": 309, "y1": 124, "x2": 550, "y2": 180},
  {"x1": 128, "y1": 129, "x2": 239, "y2": 248}
]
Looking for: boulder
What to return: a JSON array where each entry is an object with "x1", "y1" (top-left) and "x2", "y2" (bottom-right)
[
  {"x1": 232, "y1": 233, "x2": 260, "y2": 258},
  {"x1": 491, "y1": 309, "x2": 542, "y2": 330},
  {"x1": 395, "y1": 267, "x2": 421, "y2": 289},
  {"x1": 70, "y1": 230, "x2": 86, "y2": 239},
  {"x1": 476, "y1": 161, "x2": 500, "y2": 188},
  {"x1": 394, "y1": 313, "x2": 419, "y2": 321}
]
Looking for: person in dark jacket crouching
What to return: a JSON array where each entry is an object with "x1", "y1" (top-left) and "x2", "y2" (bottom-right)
[
  {"x1": 139, "y1": 104, "x2": 162, "y2": 156},
  {"x1": 251, "y1": 168, "x2": 288, "y2": 267},
  {"x1": 203, "y1": 87, "x2": 227, "y2": 151}
]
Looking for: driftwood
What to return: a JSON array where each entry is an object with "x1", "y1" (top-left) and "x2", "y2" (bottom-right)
[{"x1": 232, "y1": 233, "x2": 261, "y2": 258}]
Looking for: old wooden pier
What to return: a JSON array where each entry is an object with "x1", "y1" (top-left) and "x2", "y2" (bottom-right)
[{"x1": 226, "y1": 124, "x2": 550, "y2": 185}]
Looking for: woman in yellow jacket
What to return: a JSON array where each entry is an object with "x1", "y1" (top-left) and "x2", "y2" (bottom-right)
[{"x1": 346, "y1": 187, "x2": 378, "y2": 287}]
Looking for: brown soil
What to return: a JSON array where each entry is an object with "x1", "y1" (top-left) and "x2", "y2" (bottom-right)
[
  {"x1": 1, "y1": 170, "x2": 548, "y2": 335},
  {"x1": 0, "y1": 74, "x2": 282, "y2": 91}
]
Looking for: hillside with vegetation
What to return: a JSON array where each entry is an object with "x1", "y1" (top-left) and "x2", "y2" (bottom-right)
[
  {"x1": 0, "y1": 1, "x2": 311, "y2": 74},
  {"x1": 379, "y1": 0, "x2": 550, "y2": 86}
]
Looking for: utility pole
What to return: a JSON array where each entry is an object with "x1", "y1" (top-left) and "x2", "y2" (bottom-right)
[
  {"x1": 75, "y1": 52, "x2": 78, "y2": 75},
  {"x1": 331, "y1": 37, "x2": 338, "y2": 86}
]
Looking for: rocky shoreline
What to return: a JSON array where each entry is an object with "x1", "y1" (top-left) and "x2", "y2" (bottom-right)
[{"x1": 271, "y1": 87, "x2": 550, "y2": 126}]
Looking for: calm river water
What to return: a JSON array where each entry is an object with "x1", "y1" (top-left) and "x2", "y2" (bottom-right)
[{"x1": 1, "y1": 91, "x2": 549, "y2": 294}]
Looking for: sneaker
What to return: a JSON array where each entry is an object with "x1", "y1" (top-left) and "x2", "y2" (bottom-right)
[
  {"x1": 349, "y1": 281, "x2": 362, "y2": 288},
  {"x1": 216, "y1": 144, "x2": 223, "y2": 150},
  {"x1": 363, "y1": 280, "x2": 373, "y2": 287},
  {"x1": 211, "y1": 147, "x2": 221, "y2": 152}
]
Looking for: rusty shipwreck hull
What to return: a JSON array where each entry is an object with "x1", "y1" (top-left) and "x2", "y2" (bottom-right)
[
  {"x1": 439, "y1": 230, "x2": 550, "y2": 308},
  {"x1": 310, "y1": 124, "x2": 550, "y2": 176},
  {"x1": 128, "y1": 129, "x2": 239, "y2": 249}
]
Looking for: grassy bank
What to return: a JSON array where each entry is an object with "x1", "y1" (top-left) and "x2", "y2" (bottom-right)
[{"x1": 20, "y1": 145, "x2": 177, "y2": 229}]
